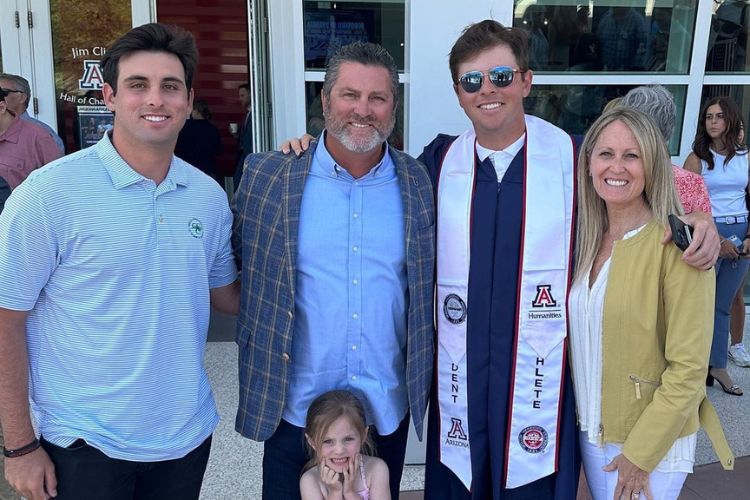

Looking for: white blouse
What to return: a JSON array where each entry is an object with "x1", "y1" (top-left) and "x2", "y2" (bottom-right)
[
  {"x1": 568, "y1": 226, "x2": 696, "y2": 473},
  {"x1": 700, "y1": 149, "x2": 749, "y2": 217}
]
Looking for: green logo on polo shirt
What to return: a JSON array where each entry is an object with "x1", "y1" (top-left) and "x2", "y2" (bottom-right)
[{"x1": 189, "y1": 218, "x2": 204, "y2": 238}]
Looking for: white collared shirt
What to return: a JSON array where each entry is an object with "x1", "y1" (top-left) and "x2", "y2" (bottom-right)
[{"x1": 476, "y1": 133, "x2": 526, "y2": 183}]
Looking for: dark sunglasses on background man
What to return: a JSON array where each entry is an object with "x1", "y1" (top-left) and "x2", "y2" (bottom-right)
[
  {"x1": 0, "y1": 88, "x2": 25, "y2": 94},
  {"x1": 457, "y1": 66, "x2": 526, "y2": 93}
]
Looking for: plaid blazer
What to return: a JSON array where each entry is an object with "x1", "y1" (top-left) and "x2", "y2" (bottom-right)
[{"x1": 232, "y1": 140, "x2": 435, "y2": 441}]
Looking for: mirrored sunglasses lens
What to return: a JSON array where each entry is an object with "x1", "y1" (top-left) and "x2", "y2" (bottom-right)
[
  {"x1": 459, "y1": 72, "x2": 483, "y2": 93},
  {"x1": 489, "y1": 68, "x2": 514, "y2": 88}
]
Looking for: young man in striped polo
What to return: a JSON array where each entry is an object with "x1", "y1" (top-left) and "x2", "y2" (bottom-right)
[{"x1": 0, "y1": 23, "x2": 239, "y2": 500}]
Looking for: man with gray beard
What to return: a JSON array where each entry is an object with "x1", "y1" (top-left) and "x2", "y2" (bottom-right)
[{"x1": 231, "y1": 42, "x2": 435, "y2": 500}]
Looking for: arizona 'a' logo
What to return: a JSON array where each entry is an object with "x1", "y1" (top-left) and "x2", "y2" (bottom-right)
[
  {"x1": 531, "y1": 284, "x2": 557, "y2": 308},
  {"x1": 79, "y1": 60, "x2": 104, "y2": 90},
  {"x1": 447, "y1": 417, "x2": 468, "y2": 440}
]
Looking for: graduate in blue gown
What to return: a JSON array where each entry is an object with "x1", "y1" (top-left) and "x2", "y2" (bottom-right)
[
  {"x1": 420, "y1": 134, "x2": 580, "y2": 500},
  {"x1": 420, "y1": 21, "x2": 580, "y2": 500}
]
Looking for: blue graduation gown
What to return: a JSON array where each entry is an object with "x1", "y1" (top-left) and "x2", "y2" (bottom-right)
[{"x1": 420, "y1": 134, "x2": 580, "y2": 500}]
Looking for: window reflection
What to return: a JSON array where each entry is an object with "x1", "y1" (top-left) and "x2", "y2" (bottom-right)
[
  {"x1": 513, "y1": 1, "x2": 697, "y2": 74},
  {"x1": 303, "y1": 1, "x2": 405, "y2": 71},
  {"x1": 707, "y1": 0, "x2": 750, "y2": 72},
  {"x1": 526, "y1": 85, "x2": 686, "y2": 154}
]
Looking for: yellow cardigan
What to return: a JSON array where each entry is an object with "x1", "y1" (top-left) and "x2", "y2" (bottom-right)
[{"x1": 595, "y1": 219, "x2": 732, "y2": 472}]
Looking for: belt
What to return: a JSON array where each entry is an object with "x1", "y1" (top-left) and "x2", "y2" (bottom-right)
[{"x1": 714, "y1": 215, "x2": 749, "y2": 224}]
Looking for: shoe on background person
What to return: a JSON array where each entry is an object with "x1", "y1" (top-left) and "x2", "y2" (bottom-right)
[{"x1": 728, "y1": 343, "x2": 750, "y2": 367}]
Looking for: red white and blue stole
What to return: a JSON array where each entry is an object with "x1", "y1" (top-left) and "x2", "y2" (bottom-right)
[{"x1": 436, "y1": 115, "x2": 575, "y2": 491}]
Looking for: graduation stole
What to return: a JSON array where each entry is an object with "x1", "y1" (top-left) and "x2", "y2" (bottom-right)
[{"x1": 435, "y1": 115, "x2": 575, "y2": 491}]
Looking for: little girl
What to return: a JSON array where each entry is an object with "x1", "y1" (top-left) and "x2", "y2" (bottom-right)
[{"x1": 300, "y1": 390, "x2": 391, "y2": 500}]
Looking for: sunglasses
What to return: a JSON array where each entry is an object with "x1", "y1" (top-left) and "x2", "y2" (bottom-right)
[
  {"x1": 0, "y1": 88, "x2": 24, "y2": 94},
  {"x1": 457, "y1": 66, "x2": 525, "y2": 93}
]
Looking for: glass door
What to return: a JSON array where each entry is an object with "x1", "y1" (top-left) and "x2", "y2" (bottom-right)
[{"x1": 0, "y1": 0, "x2": 152, "y2": 154}]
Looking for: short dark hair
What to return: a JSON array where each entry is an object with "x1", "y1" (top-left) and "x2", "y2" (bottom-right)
[
  {"x1": 0, "y1": 73, "x2": 31, "y2": 108},
  {"x1": 238, "y1": 83, "x2": 249, "y2": 92},
  {"x1": 449, "y1": 20, "x2": 530, "y2": 84},
  {"x1": 192, "y1": 99, "x2": 211, "y2": 120},
  {"x1": 101, "y1": 23, "x2": 198, "y2": 93},
  {"x1": 322, "y1": 42, "x2": 399, "y2": 108},
  {"x1": 0, "y1": 87, "x2": 7, "y2": 103}
]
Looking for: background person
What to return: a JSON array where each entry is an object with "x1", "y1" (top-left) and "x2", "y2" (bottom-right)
[
  {"x1": 728, "y1": 122, "x2": 750, "y2": 369},
  {"x1": 684, "y1": 96, "x2": 749, "y2": 396},
  {"x1": 0, "y1": 73, "x2": 64, "y2": 155},
  {"x1": 175, "y1": 99, "x2": 223, "y2": 184},
  {"x1": 0, "y1": 87, "x2": 61, "y2": 190},
  {"x1": 300, "y1": 390, "x2": 390, "y2": 500},
  {"x1": 618, "y1": 85, "x2": 719, "y2": 261},
  {"x1": 233, "y1": 82, "x2": 253, "y2": 188},
  {"x1": 570, "y1": 107, "x2": 728, "y2": 500},
  {"x1": 0, "y1": 177, "x2": 9, "y2": 214}
]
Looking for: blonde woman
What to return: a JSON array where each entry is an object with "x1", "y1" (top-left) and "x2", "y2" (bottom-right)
[{"x1": 569, "y1": 107, "x2": 729, "y2": 499}]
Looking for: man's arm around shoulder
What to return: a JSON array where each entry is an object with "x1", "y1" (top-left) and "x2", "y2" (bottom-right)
[{"x1": 0, "y1": 307, "x2": 57, "y2": 500}]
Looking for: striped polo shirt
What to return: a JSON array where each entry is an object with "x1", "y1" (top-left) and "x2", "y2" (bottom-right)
[{"x1": 0, "y1": 133, "x2": 237, "y2": 461}]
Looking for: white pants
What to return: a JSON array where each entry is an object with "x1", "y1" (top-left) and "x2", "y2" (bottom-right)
[{"x1": 579, "y1": 432, "x2": 688, "y2": 500}]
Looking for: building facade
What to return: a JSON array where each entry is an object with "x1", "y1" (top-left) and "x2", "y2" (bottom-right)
[
  {"x1": 2, "y1": 0, "x2": 750, "y2": 463},
  {"x1": 3, "y1": 0, "x2": 750, "y2": 167}
]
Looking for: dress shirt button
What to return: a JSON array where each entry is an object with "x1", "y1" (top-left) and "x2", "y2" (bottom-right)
[
  {"x1": 351, "y1": 375, "x2": 357, "y2": 381},
  {"x1": 353, "y1": 213, "x2": 359, "y2": 219},
  {"x1": 352, "y1": 313, "x2": 358, "y2": 319},
  {"x1": 287, "y1": 310, "x2": 293, "y2": 319},
  {"x1": 352, "y1": 279, "x2": 358, "y2": 285},
  {"x1": 352, "y1": 246, "x2": 358, "y2": 252},
  {"x1": 281, "y1": 352, "x2": 290, "y2": 361},
  {"x1": 352, "y1": 345, "x2": 357, "y2": 351}
]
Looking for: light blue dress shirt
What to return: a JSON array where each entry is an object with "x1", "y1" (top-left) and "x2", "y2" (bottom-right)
[{"x1": 282, "y1": 133, "x2": 408, "y2": 435}]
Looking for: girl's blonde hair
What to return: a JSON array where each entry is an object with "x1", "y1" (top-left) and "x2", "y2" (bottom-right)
[
  {"x1": 574, "y1": 107, "x2": 682, "y2": 283},
  {"x1": 303, "y1": 390, "x2": 375, "y2": 472}
]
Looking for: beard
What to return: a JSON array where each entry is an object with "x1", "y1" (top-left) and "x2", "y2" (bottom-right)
[{"x1": 323, "y1": 105, "x2": 396, "y2": 154}]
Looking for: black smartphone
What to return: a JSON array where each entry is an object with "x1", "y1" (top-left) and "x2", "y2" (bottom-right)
[{"x1": 668, "y1": 214, "x2": 693, "y2": 252}]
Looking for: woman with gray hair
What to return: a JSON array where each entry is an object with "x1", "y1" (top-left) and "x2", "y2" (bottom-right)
[
  {"x1": 569, "y1": 107, "x2": 729, "y2": 499},
  {"x1": 620, "y1": 84, "x2": 712, "y2": 215}
]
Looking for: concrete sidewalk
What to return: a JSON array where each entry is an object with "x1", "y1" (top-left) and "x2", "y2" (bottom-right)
[
  {"x1": 198, "y1": 310, "x2": 750, "y2": 499},
  {"x1": 198, "y1": 340, "x2": 750, "y2": 499},
  {"x1": 2, "y1": 309, "x2": 749, "y2": 499}
]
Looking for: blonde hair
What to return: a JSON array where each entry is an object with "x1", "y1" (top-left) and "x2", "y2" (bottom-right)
[
  {"x1": 303, "y1": 390, "x2": 374, "y2": 473},
  {"x1": 574, "y1": 107, "x2": 682, "y2": 283},
  {"x1": 602, "y1": 96, "x2": 623, "y2": 114}
]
